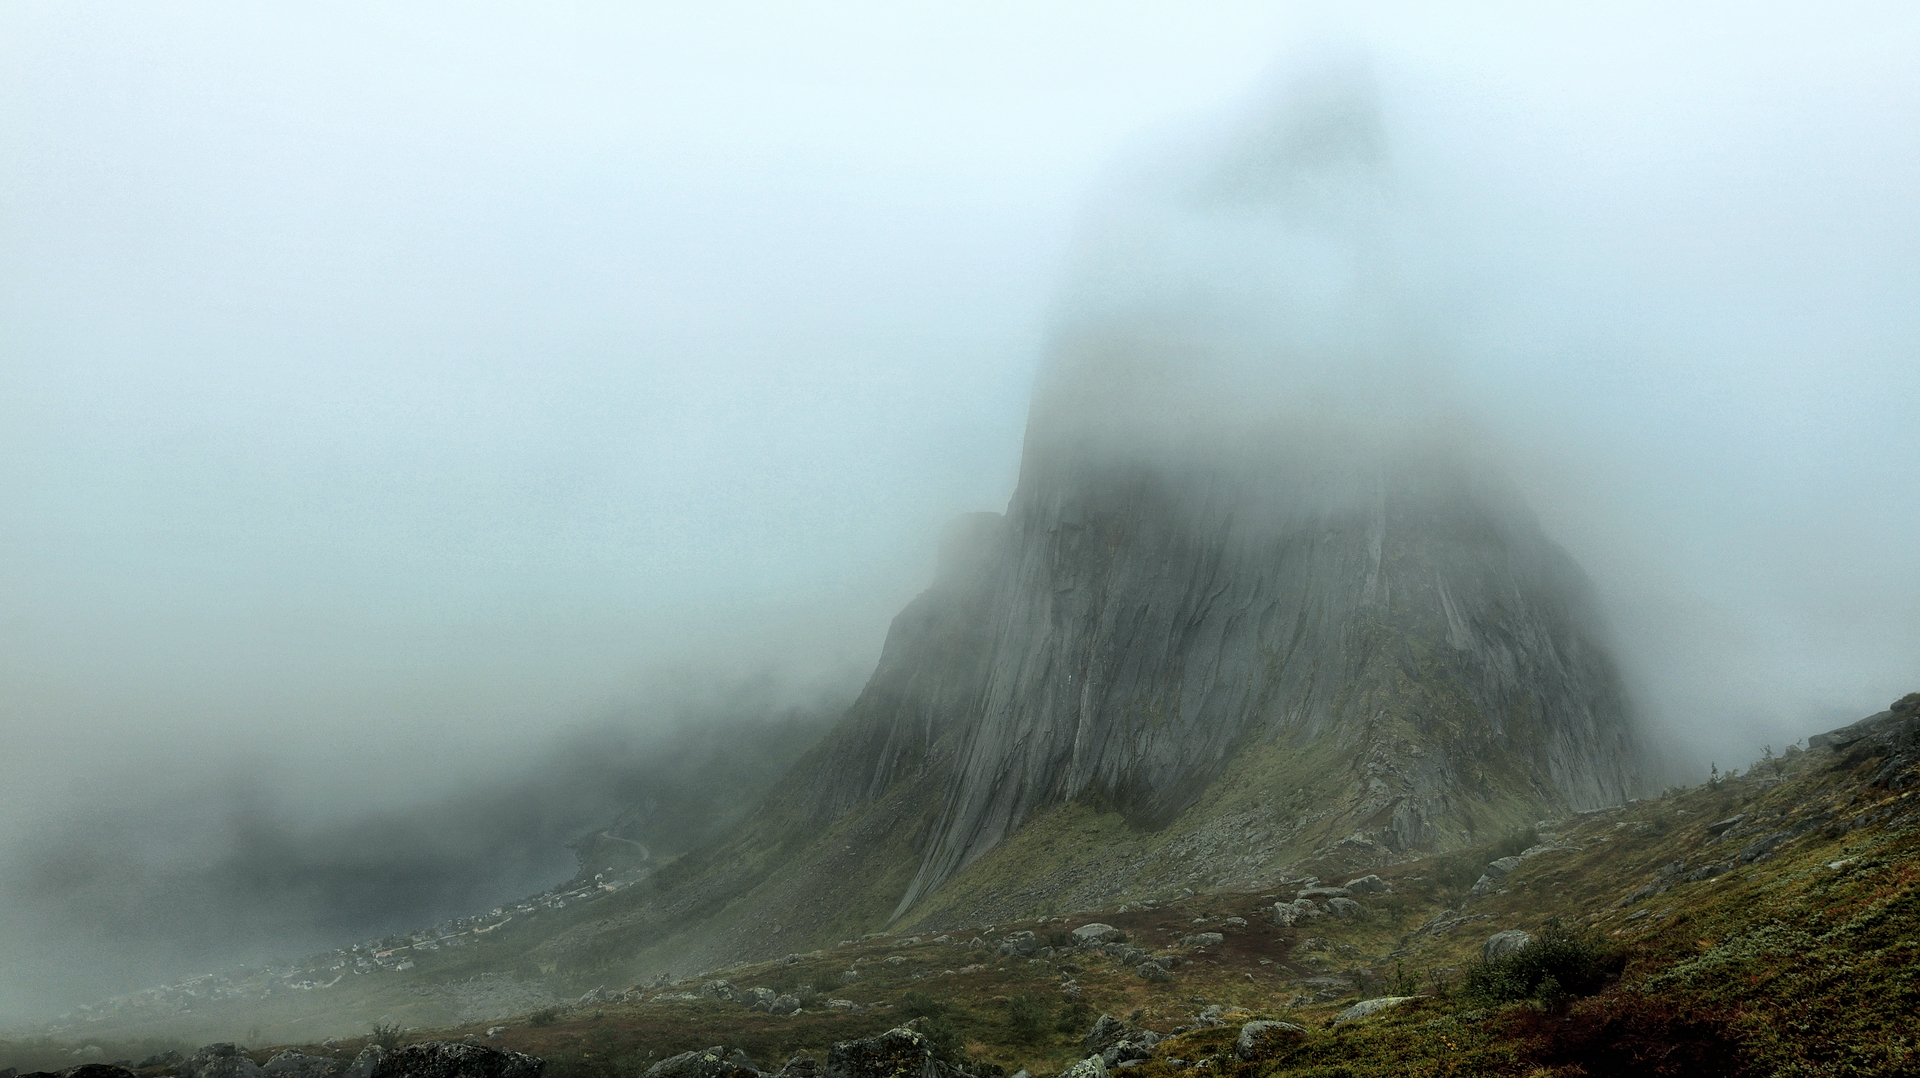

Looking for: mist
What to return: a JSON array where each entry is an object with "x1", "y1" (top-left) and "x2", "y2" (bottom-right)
[{"x1": 4, "y1": 0, "x2": 1918, "y2": 1022}]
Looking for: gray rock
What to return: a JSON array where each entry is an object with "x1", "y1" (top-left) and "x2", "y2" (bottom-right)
[
  {"x1": 183, "y1": 1046, "x2": 261, "y2": 1078},
  {"x1": 699, "y1": 980, "x2": 740, "y2": 1003},
  {"x1": 770, "y1": 995, "x2": 802, "y2": 1016},
  {"x1": 370, "y1": 1043, "x2": 544, "y2": 1078},
  {"x1": 1296, "y1": 887, "x2": 1352, "y2": 902},
  {"x1": 996, "y1": 932, "x2": 1037, "y2": 958},
  {"x1": 642, "y1": 1048, "x2": 746, "y2": 1078},
  {"x1": 1233, "y1": 1021, "x2": 1307, "y2": 1061},
  {"x1": 1482, "y1": 930, "x2": 1534, "y2": 961},
  {"x1": 1705, "y1": 814, "x2": 1747, "y2": 836},
  {"x1": 1084, "y1": 1015, "x2": 1133, "y2": 1052},
  {"x1": 822, "y1": 1028, "x2": 961, "y2": 1078},
  {"x1": 1071, "y1": 924, "x2": 1120, "y2": 946},
  {"x1": 1135, "y1": 962, "x2": 1171, "y2": 983},
  {"x1": 263, "y1": 1054, "x2": 337, "y2": 1078},
  {"x1": 1177, "y1": 932, "x2": 1223, "y2": 949},
  {"x1": 1058, "y1": 1059, "x2": 1107, "y2": 1078},
  {"x1": 1271, "y1": 899, "x2": 1321, "y2": 927},
  {"x1": 1326, "y1": 898, "x2": 1361, "y2": 919},
  {"x1": 1739, "y1": 831, "x2": 1792, "y2": 864},
  {"x1": 1331, "y1": 996, "x2": 1417, "y2": 1025},
  {"x1": 775, "y1": 1058, "x2": 817, "y2": 1078},
  {"x1": 344, "y1": 1046, "x2": 383, "y2": 1078},
  {"x1": 1342, "y1": 875, "x2": 1391, "y2": 895},
  {"x1": 1485, "y1": 856, "x2": 1522, "y2": 877}
]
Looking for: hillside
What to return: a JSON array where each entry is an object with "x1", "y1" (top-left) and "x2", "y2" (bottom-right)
[{"x1": 12, "y1": 692, "x2": 1913, "y2": 1076}]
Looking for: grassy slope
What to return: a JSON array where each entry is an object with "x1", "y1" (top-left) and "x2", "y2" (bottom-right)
[{"x1": 24, "y1": 730, "x2": 1910, "y2": 1077}]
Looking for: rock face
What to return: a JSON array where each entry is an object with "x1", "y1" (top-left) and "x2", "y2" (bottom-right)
[{"x1": 790, "y1": 110, "x2": 1648, "y2": 907}]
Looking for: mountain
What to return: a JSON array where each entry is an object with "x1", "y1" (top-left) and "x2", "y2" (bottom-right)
[{"x1": 521, "y1": 68, "x2": 1652, "y2": 980}]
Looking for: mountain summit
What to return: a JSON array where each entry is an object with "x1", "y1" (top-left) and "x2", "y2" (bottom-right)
[{"x1": 560, "y1": 67, "x2": 1648, "y2": 976}]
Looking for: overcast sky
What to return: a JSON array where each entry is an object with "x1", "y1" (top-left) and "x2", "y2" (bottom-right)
[{"x1": 2, "y1": 0, "x2": 1917, "y2": 921}]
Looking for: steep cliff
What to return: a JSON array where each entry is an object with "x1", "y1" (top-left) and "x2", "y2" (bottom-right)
[{"x1": 551, "y1": 66, "x2": 1649, "y2": 978}]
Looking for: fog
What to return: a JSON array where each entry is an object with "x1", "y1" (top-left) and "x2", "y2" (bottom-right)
[{"x1": 4, "y1": 1, "x2": 1918, "y2": 1018}]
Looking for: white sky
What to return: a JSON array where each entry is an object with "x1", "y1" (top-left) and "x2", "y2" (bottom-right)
[{"x1": 3, "y1": 1, "x2": 1917, "y2": 832}]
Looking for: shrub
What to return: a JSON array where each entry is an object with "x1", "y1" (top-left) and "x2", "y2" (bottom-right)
[
  {"x1": 1462, "y1": 918, "x2": 1619, "y2": 1006},
  {"x1": 1490, "y1": 826, "x2": 1541, "y2": 861},
  {"x1": 1042, "y1": 929, "x2": 1075, "y2": 950},
  {"x1": 527, "y1": 1008, "x2": 560, "y2": 1028},
  {"x1": 1056, "y1": 1000, "x2": 1092, "y2": 1033},
  {"x1": 898, "y1": 990, "x2": 946, "y2": 1020},
  {"x1": 369, "y1": 1022, "x2": 407, "y2": 1046},
  {"x1": 1006, "y1": 995, "x2": 1046, "y2": 1043}
]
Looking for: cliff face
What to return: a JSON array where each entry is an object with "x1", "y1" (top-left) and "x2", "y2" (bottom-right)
[
  {"x1": 571, "y1": 67, "x2": 1648, "y2": 976},
  {"x1": 797, "y1": 399, "x2": 1645, "y2": 921}
]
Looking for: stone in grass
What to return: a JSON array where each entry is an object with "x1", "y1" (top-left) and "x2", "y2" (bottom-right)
[
  {"x1": 1482, "y1": 930, "x2": 1534, "y2": 961},
  {"x1": 1234, "y1": 1021, "x2": 1308, "y2": 1061},
  {"x1": 1331, "y1": 997, "x2": 1417, "y2": 1026},
  {"x1": 1058, "y1": 1058, "x2": 1107, "y2": 1078}
]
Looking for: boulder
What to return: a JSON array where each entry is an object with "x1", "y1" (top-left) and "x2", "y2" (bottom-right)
[
  {"x1": 1083, "y1": 1015, "x2": 1133, "y2": 1052},
  {"x1": 1482, "y1": 930, "x2": 1534, "y2": 961},
  {"x1": 1135, "y1": 962, "x2": 1171, "y2": 983},
  {"x1": 1326, "y1": 898, "x2": 1361, "y2": 919},
  {"x1": 1177, "y1": 932, "x2": 1223, "y2": 949},
  {"x1": 700, "y1": 980, "x2": 740, "y2": 1003},
  {"x1": 1739, "y1": 832, "x2": 1792, "y2": 864},
  {"x1": 1332, "y1": 997, "x2": 1416, "y2": 1025},
  {"x1": 770, "y1": 995, "x2": 802, "y2": 1016},
  {"x1": 996, "y1": 932, "x2": 1038, "y2": 958},
  {"x1": 183, "y1": 1046, "x2": 261, "y2": 1078},
  {"x1": 343, "y1": 1046, "x2": 384, "y2": 1078},
  {"x1": 1296, "y1": 887, "x2": 1351, "y2": 902},
  {"x1": 370, "y1": 1044, "x2": 544, "y2": 1078},
  {"x1": 1342, "y1": 875, "x2": 1391, "y2": 895},
  {"x1": 1071, "y1": 924, "x2": 1120, "y2": 946},
  {"x1": 642, "y1": 1048, "x2": 748, "y2": 1078},
  {"x1": 138, "y1": 1054, "x2": 186, "y2": 1071},
  {"x1": 1233, "y1": 1022, "x2": 1307, "y2": 1061},
  {"x1": 1271, "y1": 899, "x2": 1320, "y2": 927},
  {"x1": 263, "y1": 1055, "x2": 337, "y2": 1078},
  {"x1": 1058, "y1": 1059, "x2": 1107, "y2": 1078},
  {"x1": 775, "y1": 1057, "x2": 818, "y2": 1078},
  {"x1": 1485, "y1": 856, "x2": 1522, "y2": 877},
  {"x1": 822, "y1": 1028, "x2": 958, "y2": 1078},
  {"x1": 1705, "y1": 814, "x2": 1747, "y2": 836}
]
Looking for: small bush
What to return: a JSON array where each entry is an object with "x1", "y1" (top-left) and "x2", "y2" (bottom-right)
[
  {"x1": 1006, "y1": 995, "x2": 1046, "y2": 1043},
  {"x1": 369, "y1": 1022, "x2": 407, "y2": 1046},
  {"x1": 898, "y1": 990, "x2": 946, "y2": 1020},
  {"x1": 1463, "y1": 918, "x2": 1619, "y2": 1006},
  {"x1": 1056, "y1": 1000, "x2": 1092, "y2": 1033},
  {"x1": 1042, "y1": 929, "x2": 1075, "y2": 950},
  {"x1": 527, "y1": 1008, "x2": 560, "y2": 1028},
  {"x1": 1490, "y1": 827, "x2": 1541, "y2": 861}
]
